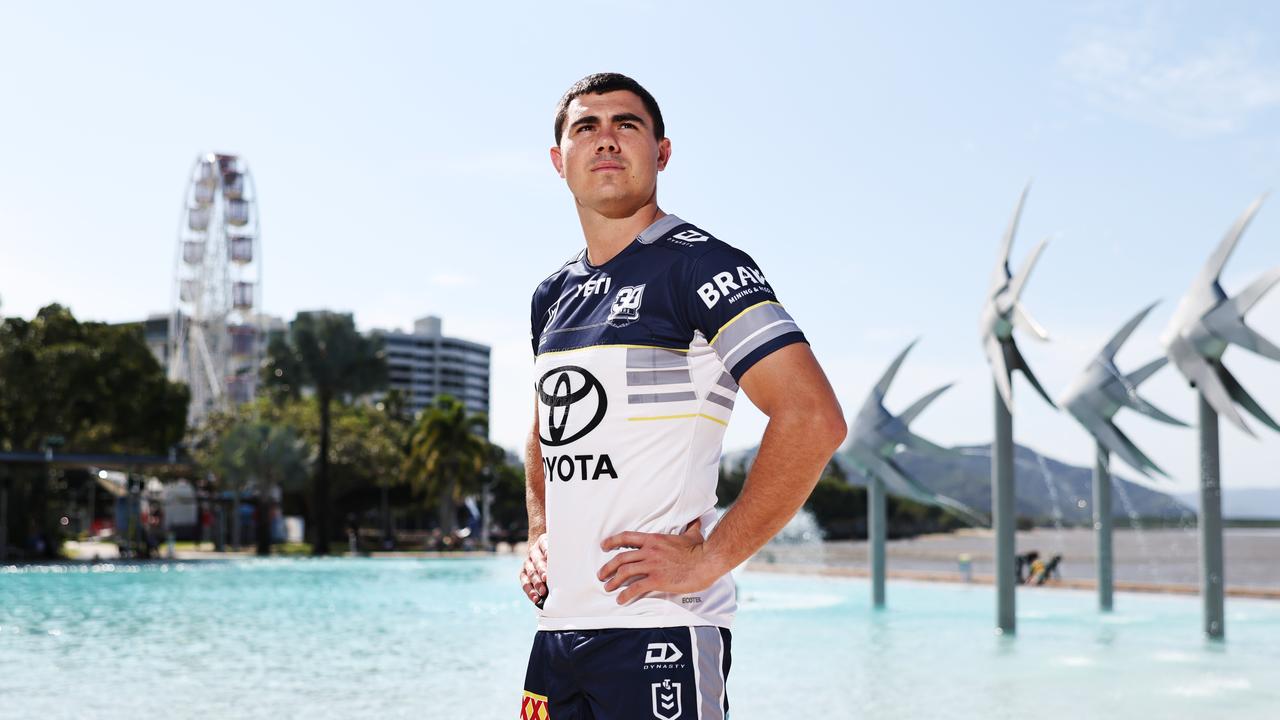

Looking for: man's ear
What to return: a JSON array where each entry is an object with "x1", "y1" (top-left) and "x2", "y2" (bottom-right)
[
  {"x1": 550, "y1": 145, "x2": 565, "y2": 178},
  {"x1": 656, "y1": 138, "x2": 672, "y2": 172}
]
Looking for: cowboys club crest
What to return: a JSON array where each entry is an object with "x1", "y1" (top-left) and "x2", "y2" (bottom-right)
[
  {"x1": 607, "y1": 284, "x2": 646, "y2": 328},
  {"x1": 651, "y1": 678, "x2": 682, "y2": 720}
]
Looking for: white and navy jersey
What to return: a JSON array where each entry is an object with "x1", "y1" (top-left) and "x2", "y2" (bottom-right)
[{"x1": 530, "y1": 214, "x2": 807, "y2": 631}]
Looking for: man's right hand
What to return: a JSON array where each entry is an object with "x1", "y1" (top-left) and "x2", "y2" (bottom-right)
[{"x1": 519, "y1": 534, "x2": 549, "y2": 607}]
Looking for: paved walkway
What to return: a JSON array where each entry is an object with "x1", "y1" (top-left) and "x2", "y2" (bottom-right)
[{"x1": 752, "y1": 526, "x2": 1280, "y2": 597}]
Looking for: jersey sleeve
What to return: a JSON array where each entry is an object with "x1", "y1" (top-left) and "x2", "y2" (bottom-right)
[
  {"x1": 686, "y1": 243, "x2": 808, "y2": 381},
  {"x1": 530, "y1": 292, "x2": 540, "y2": 357},
  {"x1": 530, "y1": 283, "x2": 553, "y2": 357}
]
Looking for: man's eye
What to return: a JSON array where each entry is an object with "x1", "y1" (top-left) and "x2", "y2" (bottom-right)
[
  {"x1": 575, "y1": 125, "x2": 594, "y2": 134},
  {"x1": 619, "y1": 122, "x2": 636, "y2": 129}
]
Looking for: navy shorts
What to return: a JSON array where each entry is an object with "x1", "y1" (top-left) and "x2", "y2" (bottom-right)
[{"x1": 521, "y1": 626, "x2": 732, "y2": 720}]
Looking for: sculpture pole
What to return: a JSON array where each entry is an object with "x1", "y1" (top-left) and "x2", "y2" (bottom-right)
[
  {"x1": 980, "y1": 185, "x2": 1056, "y2": 635},
  {"x1": 838, "y1": 341, "x2": 983, "y2": 610},
  {"x1": 0, "y1": 477, "x2": 7, "y2": 562},
  {"x1": 993, "y1": 379, "x2": 1016, "y2": 633},
  {"x1": 1198, "y1": 395, "x2": 1225, "y2": 639},
  {"x1": 1161, "y1": 195, "x2": 1280, "y2": 640},
  {"x1": 869, "y1": 474, "x2": 886, "y2": 608},
  {"x1": 1093, "y1": 444, "x2": 1113, "y2": 612},
  {"x1": 1061, "y1": 302, "x2": 1183, "y2": 614}
]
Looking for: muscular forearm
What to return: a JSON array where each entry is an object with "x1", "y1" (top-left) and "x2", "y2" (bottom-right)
[
  {"x1": 525, "y1": 429, "x2": 546, "y2": 542},
  {"x1": 702, "y1": 407, "x2": 841, "y2": 575}
]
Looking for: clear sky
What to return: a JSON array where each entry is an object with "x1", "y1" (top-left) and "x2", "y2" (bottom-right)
[{"x1": 2, "y1": 1, "x2": 1278, "y2": 493}]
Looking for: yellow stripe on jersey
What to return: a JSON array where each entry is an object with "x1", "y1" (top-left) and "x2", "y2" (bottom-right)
[
  {"x1": 707, "y1": 300, "x2": 785, "y2": 346},
  {"x1": 627, "y1": 413, "x2": 729, "y2": 427},
  {"x1": 536, "y1": 343, "x2": 690, "y2": 359}
]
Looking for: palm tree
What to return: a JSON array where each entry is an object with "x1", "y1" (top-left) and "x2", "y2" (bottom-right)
[
  {"x1": 210, "y1": 421, "x2": 310, "y2": 554},
  {"x1": 403, "y1": 396, "x2": 489, "y2": 537},
  {"x1": 262, "y1": 312, "x2": 386, "y2": 555},
  {"x1": 374, "y1": 389, "x2": 411, "y2": 548}
]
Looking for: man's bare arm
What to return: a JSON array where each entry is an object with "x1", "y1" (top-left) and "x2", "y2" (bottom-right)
[
  {"x1": 520, "y1": 392, "x2": 549, "y2": 605},
  {"x1": 598, "y1": 343, "x2": 846, "y2": 603}
]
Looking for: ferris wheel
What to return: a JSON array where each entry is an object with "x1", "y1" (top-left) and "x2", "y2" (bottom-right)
[{"x1": 169, "y1": 152, "x2": 263, "y2": 427}]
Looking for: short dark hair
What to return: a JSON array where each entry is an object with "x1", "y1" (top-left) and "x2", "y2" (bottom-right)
[{"x1": 554, "y1": 73, "x2": 665, "y2": 144}]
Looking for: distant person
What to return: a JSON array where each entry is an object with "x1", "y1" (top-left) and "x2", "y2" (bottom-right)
[
  {"x1": 1016, "y1": 550, "x2": 1040, "y2": 585},
  {"x1": 1031, "y1": 554, "x2": 1062, "y2": 585},
  {"x1": 517, "y1": 73, "x2": 846, "y2": 719}
]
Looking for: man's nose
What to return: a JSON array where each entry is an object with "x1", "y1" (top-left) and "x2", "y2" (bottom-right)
[{"x1": 595, "y1": 130, "x2": 619, "y2": 154}]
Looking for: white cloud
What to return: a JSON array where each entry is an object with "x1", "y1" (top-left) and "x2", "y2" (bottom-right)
[{"x1": 1060, "y1": 18, "x2": 1280, "y2": 136}]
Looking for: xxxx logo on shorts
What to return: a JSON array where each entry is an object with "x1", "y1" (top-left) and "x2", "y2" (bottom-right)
[{"x1": 521, "y1": 690, "x2": 549, "y2": 720}]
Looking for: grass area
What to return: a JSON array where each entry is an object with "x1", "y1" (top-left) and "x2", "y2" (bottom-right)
[{"x1": 170, "y1": 540, "x2": 313, "y2": 555}]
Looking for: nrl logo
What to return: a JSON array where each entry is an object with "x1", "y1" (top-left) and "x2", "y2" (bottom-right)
[
  {"x1": 651, "y1": 678, "x2": 682, "y2": 720},
  {"x1": 607, "y1": 284, "x2": 646, "y2": 328}
]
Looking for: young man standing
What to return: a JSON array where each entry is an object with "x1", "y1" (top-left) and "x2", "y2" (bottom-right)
[{"x1": 519, "y1": 73, "x2": 846, "y2": 720}]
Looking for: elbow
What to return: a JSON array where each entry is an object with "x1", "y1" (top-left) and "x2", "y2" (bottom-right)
[
  {"x1": 801, "y1": 396, "x2": 846, "y2": 456},
  {"x1": 819, "y1": 405, "x2": 847, "y2": 455}
]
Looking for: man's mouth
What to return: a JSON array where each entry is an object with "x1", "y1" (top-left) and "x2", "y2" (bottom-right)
[{"x1": 591, "y1": 161, "x2": 625, "y2": 172}]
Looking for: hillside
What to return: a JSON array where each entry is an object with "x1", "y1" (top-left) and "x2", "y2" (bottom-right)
[{"x1": 723, "y1": 443, "x2": 1193, "y2": 524}]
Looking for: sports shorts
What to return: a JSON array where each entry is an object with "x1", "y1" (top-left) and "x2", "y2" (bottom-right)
[{"x1": 521, "y1": 626, "x2": 732, "y2": 720}]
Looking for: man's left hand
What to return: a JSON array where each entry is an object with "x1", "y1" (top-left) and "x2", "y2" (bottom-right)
[{"x1": 597, "y1": 519, "x2": 721, "y2": 604}]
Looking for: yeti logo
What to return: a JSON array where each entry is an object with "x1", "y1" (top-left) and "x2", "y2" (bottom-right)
[{"x1": 607, "y1": 284, "x2": 646, "y2": 328}]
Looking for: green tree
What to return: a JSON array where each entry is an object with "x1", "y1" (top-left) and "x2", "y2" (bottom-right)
[
  {"x1": 261, "y1": 312, "x2": 386, "y2": 555},
  {"x1": 372, "y1": 390, "x2": 412, "y2": 546},
  {"x1": 486, "y1": 452, "x2": 530, "y2": 541},
  {"x1": 403, "y1": 396, "x2": 488, "y2": 536},
  {"x1": 0, "y1": 305, "x2": 188, "y2": 558},
  {"x1": 195, "y1": 416, "x2": 310, "y2": 555}
]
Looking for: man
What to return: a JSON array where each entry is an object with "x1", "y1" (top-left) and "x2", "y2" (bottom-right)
[{"x1": 519, "y1": 73, "x2": 846, "y2": 720}]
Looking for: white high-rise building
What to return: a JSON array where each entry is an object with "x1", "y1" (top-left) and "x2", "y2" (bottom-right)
[{"x1": 376, "y1": 316, "x2": 491, "y2": 422}]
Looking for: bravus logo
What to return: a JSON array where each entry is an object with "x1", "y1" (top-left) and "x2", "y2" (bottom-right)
[
  {"x1": 537, "y1": 365, "x2": 607, "y2": 446},
  {"x1": 696, "y1": 265, "x2": 771, "y2": 308}
]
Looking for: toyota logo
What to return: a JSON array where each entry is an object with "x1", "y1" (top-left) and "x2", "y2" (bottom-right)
[{"x1": 537, "y1": 365, "x2": 607, "y2": 446}]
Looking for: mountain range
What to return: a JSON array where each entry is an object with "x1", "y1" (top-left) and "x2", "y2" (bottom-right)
[{"x1": 724, "y1": 442, "x2": 1196, "y2": 524}]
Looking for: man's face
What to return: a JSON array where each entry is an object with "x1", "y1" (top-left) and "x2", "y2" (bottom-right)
[{"x1": 550, "y1": 90, "x2": 671, "y2": 219}]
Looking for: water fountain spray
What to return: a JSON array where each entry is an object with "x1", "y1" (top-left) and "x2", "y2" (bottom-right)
[
  {"x1": 1160, "y1": 195, "x2": 1280, "y2": 639},
  {"x1": 1060, "y1": 303, "x2": 1187, "y2": 611},
  {"x1": 837, "y1": 340, "x2": 985, "y2": 608},
  {"x1": 979, "y1": 184, "x2": 1058, "y2": 635}
]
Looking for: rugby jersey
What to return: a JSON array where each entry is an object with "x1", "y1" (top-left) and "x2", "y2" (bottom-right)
[{"x1": 530, "y1": 214, "x2": 807, "y2": 630}]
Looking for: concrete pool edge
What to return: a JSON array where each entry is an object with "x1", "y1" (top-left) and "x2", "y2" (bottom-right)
[{"x1": 743, "y1": 561, "x2": 1280, "y2": 600}]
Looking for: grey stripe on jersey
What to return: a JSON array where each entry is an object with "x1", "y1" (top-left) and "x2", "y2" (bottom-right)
[
  {"x1": 705, "y1": 391, "x2": 734, "y2": 410},
  {"x1": 635, "y1": 213, "x2": 687, "y2": 244},
  {"x1": 690, "y1": 626, "x2": 727, "y2": 720},
  {"x1": 628, "y1": 391, "x2": 698, "y2": 404},
  {"x1": 712, "y1": 303, "x2": 800, "y2": 371},
  {"x1": 626, "y1": 369, "x2": 693, "y2": 386},
  {"x1": 626, "y1": 347, "x2": 689, "y2": 369},
  {"x1": 715, "y1": 372, "x2": 739, "y2": 392}
]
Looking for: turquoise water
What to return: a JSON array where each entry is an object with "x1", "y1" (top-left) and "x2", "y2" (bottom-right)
[{"x1": 2, "y1": 558, "x2": 1278, "y2": 719}]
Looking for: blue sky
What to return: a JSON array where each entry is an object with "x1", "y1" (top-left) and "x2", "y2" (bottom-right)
[{"x1": 2, "y1": 1, "x2": 1278, "y2": 492}]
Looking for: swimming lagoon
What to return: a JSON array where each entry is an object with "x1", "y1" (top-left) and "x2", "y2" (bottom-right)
[{"x1": 2, "y1": 558, "x2": 1277, "y2": 718}]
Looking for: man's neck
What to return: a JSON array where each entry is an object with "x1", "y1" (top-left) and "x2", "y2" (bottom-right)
[{"x1": 576, "y1": 201, "x2": 665, "y2": 267}]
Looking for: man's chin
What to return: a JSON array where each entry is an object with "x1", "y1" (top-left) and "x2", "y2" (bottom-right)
[{"x1": 575, "y1": 190, "x2": 653, "y2": 220}]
